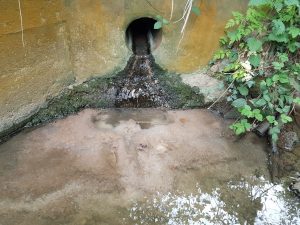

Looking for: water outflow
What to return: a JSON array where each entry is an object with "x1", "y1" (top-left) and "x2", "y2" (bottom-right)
[{"x1": 115, "y1": 22, "x2": 166, "y2": 108}]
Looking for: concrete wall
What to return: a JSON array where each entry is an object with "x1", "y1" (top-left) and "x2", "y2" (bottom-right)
[{"x1": 0, "y1": 0, "x2": 248, "y2": 133}]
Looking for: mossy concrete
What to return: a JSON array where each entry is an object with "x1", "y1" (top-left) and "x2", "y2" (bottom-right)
[
  {"x1": 0, "y1": 64, "x2": 205, "y2": 142},
  {"x1": 0, "y1": 0, "x2": 248, "y2": 135}
]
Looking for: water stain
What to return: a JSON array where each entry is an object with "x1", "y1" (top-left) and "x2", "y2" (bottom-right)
[{"x1": 91, "y1": 109, "x2": 171, "y2": 129}]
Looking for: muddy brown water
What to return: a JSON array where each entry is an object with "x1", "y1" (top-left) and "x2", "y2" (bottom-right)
[{"x1": 0, "y1": 109, "x2": 299, "y2": 225}]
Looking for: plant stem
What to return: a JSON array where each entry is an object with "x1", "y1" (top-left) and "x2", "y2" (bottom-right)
[{"x1": 208, "y1": 80, "x2": 234, "y2": 110}]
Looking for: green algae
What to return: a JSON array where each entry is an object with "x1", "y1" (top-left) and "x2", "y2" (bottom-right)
[{"x1": 0, "y1": 66, "x2": 205, "y2": 143}]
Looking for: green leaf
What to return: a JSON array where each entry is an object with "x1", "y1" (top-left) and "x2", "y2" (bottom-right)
[
  {"x1": 280, "y1": 114, "x2": 293, "y2": 123},
  {"x1": 249, "y1": 55, "x2": 261, "y2": 67},
  {"x1": 238, "y1": 86, "x2": 249, "y2": 96},
  {"x1": 279, "y1": 74, "x2": 289, "y2": 83},
  {"x1": 228, "y1": 30, "x2": 242, "y2": 44},
  {"x1": 284, "y1": 95, "x2": 293, "y2": 104},
  {"x1": 260, "y1": 81, "x2": 267, "y2": 91},
  {"x1": 240, "y1": 105, "x2": 253, "y2": 118},
  {"x1": 263, "y1": 93, "x2": 271, "y2": 102},
  {"x1": 288, "y1": 42, "x2": 300, "y2": 53},
  {"x1": 268, "y1": 33, "x2": 288, "y2": 43},
  {"x1": 282, "y1": 105, "x2": 291, "y2": 113},
  {"x1": 241, "y1": 119, "x2": 252, "y2": 130},
  {"x1": 290, "y1": 77, "x2": 300, "y2": 92},
  {"x1": 230, "y1": 119, "x2": 252, "y2": 135},
  {"x1": 272, "y1": 133, "x2": 279, "y2": 142},
  {"x1": 270, "y1": 126, "x2": 280, "y2": 134},
  {"x1": 272, "y1": 74, "x2": 280, "y2": 82},
  {"x1": 232, "y1": 98, "x2": 247, "y2": 108},
  {"x1": 266, "y1": 78, "x2": 273, "y2": 86},
  {"x1": 276, "y1": 107, "x2": 283, "y2": 113},
  {"x1": 269, "y1": 126, "x2": 280, "y2": 142},
  {"x1": 249, "y1": 0, "x2": 270, "y2": 6},
  {"x1": 274, "y1": 2, "x2": 283, "y2": 11},
  {"x1": 268, "y1": 102, "x2": 275, "y2": 111},
  {"x1": 246, "y1": 80, "x2": 255, "y2": 88},
  {"x1": 230, "y1": 123, "x2": 245, "y2": 135},
  {"x1": 231, "y1": 11, "x2": 244, "y2": 26},
  {"x1": 154, "y1": 21, "x2": 162, "y2": 29},
  {"x1": 285, "y1": 0, "x2": 300, "y2": 6},
  {"x1": 278, "y1": 53, "x2": 289, "y2": 63},
  {"x1": 272, "y1": 62, "x2": 284, "y2": 70},
  {"x1": 266, "y1": 115, "x2": 276, "y2": 124},
  {"x1": 225, "y1": 19, "x2": 235, "y2": 29},
  {"x1": 255, "y1": 98, "x2": 267, "y2": 107},
  {"x1": 247, "y1": 38, "x2": 263, "y2": 52},
  {"x1": 192, "y1": 6, "x2": 201, "y2": 16},
  {"x1": 293, "y1": 97, "x2": 300, "y2": 104},
  {"x1": 272, "y1": 19, "x2": 285, "y2": 35},
  {"x1": 253, "y1": 109, "x2": 263, "y2": 121},
  {"x1": 288, "y1": 27, "x2": 300, "y2": 38}
]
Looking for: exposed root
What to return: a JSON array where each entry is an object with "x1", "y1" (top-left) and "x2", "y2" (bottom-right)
[{"x1": 18, "y1": 0, "x2": 25, "y2": 47}]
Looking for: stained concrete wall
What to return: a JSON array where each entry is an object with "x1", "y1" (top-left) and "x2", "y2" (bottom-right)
[{"x1": 0, "y1": 0, "x2": 248, "y2": 134}]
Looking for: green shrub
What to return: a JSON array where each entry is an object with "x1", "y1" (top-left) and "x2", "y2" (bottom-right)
[{"x1": 213, "y1": 0, "x2": 300, "y2": 143}]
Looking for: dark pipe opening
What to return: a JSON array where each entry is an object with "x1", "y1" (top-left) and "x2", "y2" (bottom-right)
[{"x1": 125, "y1": 17, "x2": 162, "y2": 55}]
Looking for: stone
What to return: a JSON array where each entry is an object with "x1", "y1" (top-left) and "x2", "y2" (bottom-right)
[
  {"x1": 224, "y1": 108, "x2": 240, "y2": 120},
  {"x1": 210, "y1": 60, "x2": 230, "y2": 73},
  {"x1": 210, "y1": 64, "x2": 220, "y2": 73},
  {"x1": 181, "y1": 71, "x2": 225, "y2": 105},
  {"x1": 279, "y1": 131, "x2": 299, "y2": 151}
]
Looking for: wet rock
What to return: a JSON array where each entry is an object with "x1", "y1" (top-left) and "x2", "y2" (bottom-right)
[
  {"x1": 279, "y1": 131, "x2": 299, "y2": 151},
  {"x1": 255, "y1": 121, "x2": 270, "y2": 137},
  {"x1": 224, "y1": 108, "x2": 240, "y2": 120},
  {"x1": 115, "y1": 54, "x2": 169, "y2": 108},
  {"x1": 210, "y1": 60, "x2": 229, "y2": 73},
  {"x1": 210, "y1": 64, "x2": 220, "y2": 73},
  {"x1": 289, "y1": 176, "x2": 300, "y2": 198},
  {"x1": 284, "y1": 165, "x2": 295, "y2": 172},
  {"x1": 181, "y1": 71, "x2": 225, "y2": 104}
]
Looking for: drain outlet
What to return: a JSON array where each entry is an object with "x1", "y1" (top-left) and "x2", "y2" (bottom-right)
[{"x1": 125, "y1": 17, "x2": 162, "y2": 55}]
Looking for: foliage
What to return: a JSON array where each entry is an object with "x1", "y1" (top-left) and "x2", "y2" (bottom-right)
[
  {"x1": 154, "y1": 15, "x2": 170, "y2": 30},
  {"x1": 213, "y1": 0, "x2": 300, "y2": 143}
]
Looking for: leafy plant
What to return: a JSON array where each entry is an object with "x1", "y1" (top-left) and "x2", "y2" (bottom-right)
[
  {"x1": 154, "y1": 15, "x2": 170, "y2": 30},
  {"x1": 212, "y1": 0, "x2": 300, "y2": 145}
]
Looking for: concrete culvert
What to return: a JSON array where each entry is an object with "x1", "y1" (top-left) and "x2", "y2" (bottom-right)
[{"x1": 125, "y1": 17, "x2": 162, "y2": 55}]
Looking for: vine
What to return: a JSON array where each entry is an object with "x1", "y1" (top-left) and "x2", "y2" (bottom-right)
[{"x1": 211, "y1": 0, "x2": 300, "y2": 148}]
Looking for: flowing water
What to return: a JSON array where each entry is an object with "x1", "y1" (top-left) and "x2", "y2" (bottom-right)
[
  {"x1": 115, "y1": 21, "x2": 168, "y2": 108},
  {"x1": 1, "y1": 10, "x2": 299, "y2": 225},
  {"x1": 115, "y1": 54, "x2": 167, "y2": 108},
  {"x1": 0, "y1": 109, "x2": 299, "y2": 225}
]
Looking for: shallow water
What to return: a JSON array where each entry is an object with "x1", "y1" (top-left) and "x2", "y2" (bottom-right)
[
  {"x1": 0, "y1": 109, "x2": 298, "y2": 225},
  {"x1": 125, "y1": 178, "x2": 300, "y2": 225}
]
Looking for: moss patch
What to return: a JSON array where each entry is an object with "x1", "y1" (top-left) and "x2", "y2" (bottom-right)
[{"x1": 0, "y1": 64, "x2": 204, "y2": 143}]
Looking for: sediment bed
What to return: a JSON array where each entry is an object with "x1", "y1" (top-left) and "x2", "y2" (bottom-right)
[{"x1": 2, "y1": 108, "x2": 299, "y2": 224}]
